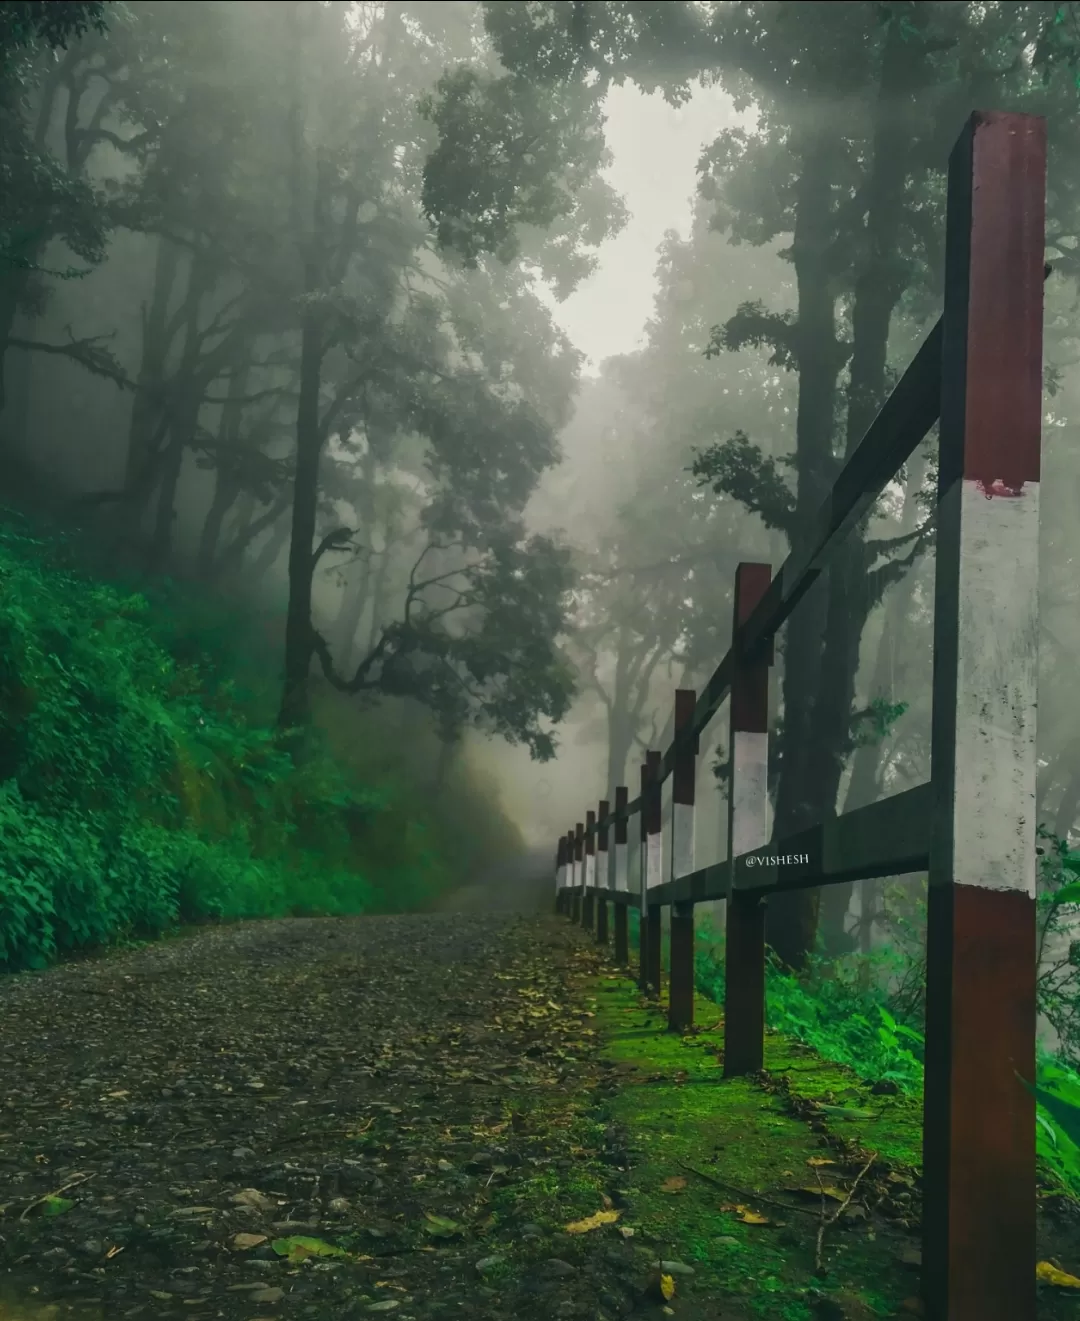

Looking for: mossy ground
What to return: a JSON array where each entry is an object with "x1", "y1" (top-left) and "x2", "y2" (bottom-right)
[
  {"x1": 490, "y1": 922, "x2": 1080, "y2": 1320},
  {"x1": 587, "y1": 971, "x2": 925, "y2": 1320}
]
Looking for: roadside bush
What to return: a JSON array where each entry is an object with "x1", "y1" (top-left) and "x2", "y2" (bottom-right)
[{"x1": 0, "y1": 512, "x2": 513, "y2": 971}]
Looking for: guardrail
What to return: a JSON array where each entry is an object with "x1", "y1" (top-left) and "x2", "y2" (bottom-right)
[{"x1": 553, "y1": 111, "x2": 1047, "y2": 1321}]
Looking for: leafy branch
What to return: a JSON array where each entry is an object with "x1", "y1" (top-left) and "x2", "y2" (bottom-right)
[{"x1": 690, "y1": 431, "x2": 797, "y2": 534}]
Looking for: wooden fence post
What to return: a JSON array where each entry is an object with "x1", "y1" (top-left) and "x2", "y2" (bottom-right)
[
  {"x1": 669, "y1": 689, "x2": 697, "y2": 1031},
  {"x1": 573, "y1": 822, "x2": 584, "y2": 924},
  {"x1": 597, "y1": 800, "x2": 610, "y2": 944},
  {"x1": 922, "y1": 110, "x2": 1044, "y2": 1321},
  {"x1": 567, "y1": 829, "x2": 577, "y2": 919},
  {"x1": 555, "y1": 835, "x2": 565, "y2": 914},
  {"x1": 614, "y1": 785, "x2": 629, "y2": 964},
  {"x1": 638, "y1": 762, "x2": 649, "y2": 992},
  {"x1": 645, "y1": 748, "x2": 663, "y2": 999},
  {"x1": 724, "y1": 562, "x2": 773, "y2": 1077},
  {"x1": 583, "y1": 809, "x2": 596, "y2": 931}
]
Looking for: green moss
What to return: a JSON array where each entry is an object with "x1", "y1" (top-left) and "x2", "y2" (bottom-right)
[{"x1": 589, "y1": 973, "x2": 919, "y2": 1318}]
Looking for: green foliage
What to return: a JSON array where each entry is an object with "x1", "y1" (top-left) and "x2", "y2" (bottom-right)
[
  {"x1": 850, "y1": 698, "x2": 909, "y2": 749},
  {"x1": 1037, "y1": 827, "x2": 1080, "y2": 1067},
  {"x1": 693, "y1": 918, "x2": 1080, "y2": 1200},
  {"x1": 690, "y1": 429, "x2": 797, "y2": 533},
  {"x1": 0, "y1": 512, "x2": 513, "y2": 972},
  {"x1": 419, "y1": 63, "x2": 626, "y2": 295},
  {"x1": 0, "y1": 0, "x2": 107, "y2": 54}
]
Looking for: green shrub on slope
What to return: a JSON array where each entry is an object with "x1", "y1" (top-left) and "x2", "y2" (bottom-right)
[
  {"x1": 0, "y1": 514, "x2": 507, "y2": 970},
  {"x1": 694, "y1": 924, "x2": 1080, "y2": 1200}
]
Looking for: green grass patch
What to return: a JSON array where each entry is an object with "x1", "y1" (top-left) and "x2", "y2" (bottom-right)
[{"x1": 590, "y1": 972, "x2": 920, "y2": 1319}]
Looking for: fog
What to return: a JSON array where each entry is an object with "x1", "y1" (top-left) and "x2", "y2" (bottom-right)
[{"x1": 3, "y1": 0, "x2": 1080, "y2": 984}]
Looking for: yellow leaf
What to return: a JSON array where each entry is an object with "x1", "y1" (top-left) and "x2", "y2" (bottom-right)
[
  {"x1": 564, "y1": 1209, "x2": 621, "y2": 1234},
  {"x1": 807, "y1": 1157, "x2": 835, "y2": 1168},
  {"x1": 1037, "y1": 1261, "x2": 1080, "y2": 1289},
  {"x1": 660, "y1": 1274, "x2": 676, "y2": 1301},
  {"x1": 231, "y1": 1233, "x2": 268, "y2": 1250},
  {"x1": 796, "y1": 1184, "x2": 847, "y2": 1201},
  {"x1": 660, "y1": 1176, "x2": 687, "y2": 1193},
  {"x1": 720, "y1": 1202, "x2": 773, "y2": 1226}
]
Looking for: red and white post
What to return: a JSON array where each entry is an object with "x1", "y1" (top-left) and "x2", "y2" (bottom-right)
[
  {"x1": 645, "y1": 749, "x2": 663, "y2": 998},
  {"x1": 573, "y1": 822, "x2": 584, "y2": 924},
  {"x1": 669, "y1": 689, "x2": 697, "y2": 1030},
  {"x1": 613, "y1": 785, "x2": 629, "y2": 965},
  {"x1": 638, "y1": 762, "x2": 650, "y2": 992},
  {"x1": 724, "y1": 562, "x2": 773, "y2": 1077},
  {"x1": 555, "y1": 835, "x2": 566, "y2": 914},
  {"x1": 922, "y1": 111, "x2": 1045, "y2": 1321},
  {"x1": 583, "y1": 808, "x2": 596, "y2": 931},
  {"x1": 597, "y1": 799, "x2": 610, "y2": 944}
]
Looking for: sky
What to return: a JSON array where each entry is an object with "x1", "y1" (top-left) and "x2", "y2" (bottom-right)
[
  {"x1": 541, "y1": 80, "x2": 742, "y2": 372},
  {"x1": 494, "y1": 80, "x2": 745, "y2": 844}
]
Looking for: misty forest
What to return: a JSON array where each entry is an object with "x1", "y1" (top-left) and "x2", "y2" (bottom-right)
[{"x1": 2, "y1": 2, "x2": 1080, "y2": 1319}]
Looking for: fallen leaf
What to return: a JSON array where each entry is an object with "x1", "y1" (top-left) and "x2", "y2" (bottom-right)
[
  {"x1": 660, "y1": 1176, "x2": 687, "y2": 1194},
  {"x1": 618, "y1": 1225, "x2": 636, "y2": 1238},
  {"x1": 719, "y1": 1203, "x2": 773, "y2": 1226},
  {"x1": 807, "y1": 1157, "x2": 836, "y2": 1167},
  {"x1": 422, "y1": 1212, "x2": 462, "y2": 1238},
  {"x1": 232, "y1": 1233, "x2": 268, "y2": 1250},
  {"x1": 564, "y1": 1209, "x2": 620, "y2": 1234},
  {"x1": 645, "y1": 1270, "x2": 677, "y2": 1302},
  {"x1": 270, "y1": 1236, "x2": 349, "y2": 1264},
  {"x1": 1037, "y1": 1260, "x2": 1080, "y2": 1289},
  {"x1": 231, "y1": 1188, "x2": 276, "y2": 1212},
  {"x1": 42, "y1": 1196, "x2": 75, "y2": 1217},
  {"x1": 793, "y1": 1184, "x2": 847, "y2": 1201}
]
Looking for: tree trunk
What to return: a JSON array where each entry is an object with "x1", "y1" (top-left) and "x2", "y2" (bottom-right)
[
  {"x1": 434, "y1": 732, "x2": 460, "y2": 790},
  {"x1": 331, "y1": 448, "x2": 378, "y2": 668},
  {"x1": 198, "y1": 474, "x2": 240, "y2": 579},
  {"x1": 819, "y1": 451, "x2": 927, "y2": 951},
  {"x1": 245, "y1": 510, "x2": 292, "y2": 585},
  {"x1": 605, "y1": 640, "x2": 635, "y2": 795},
  {"x1": 197, "y1": 365, "x2": 249, "y2": 578},
  {"x1": 1053, "y1": 743, "x2": 1080, "y2": 841},
  {"x1": 147, "y1": 255, "x2": 213, "y2": 570},
  {"x1": 278, "y1": 156, "x2": 331, "y2": 732},
  {"x1": 0, "y1": 61, "x2": 69, "y2": 419},
  {"x1": 765, "y1": 128, "x2": 845, "y2": 971},
  {"x1": 772, "y1": 11, "x2": 931, "y2": 970},
  {"x1": 363, "y1": 520, "x2": 398, "y2": 659},
  {"x1": 125, "y1": 238, "x2": 182, "y2": 496}
]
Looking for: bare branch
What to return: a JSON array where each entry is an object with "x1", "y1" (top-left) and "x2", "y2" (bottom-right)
[{"x1": 311, "y1": 526, "x2": 356, "y2": 572}]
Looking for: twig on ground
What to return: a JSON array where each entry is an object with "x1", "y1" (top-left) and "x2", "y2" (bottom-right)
[
  {"x1": 814, "y1": 1152, "x2": 877, "y2": 1273},
  {"x1": 678, "y1": 1162, "x2": 820, "y2": 1220},
  {"x1": 19, "y1": 1172, "x2": 95, "y2": 1221}
]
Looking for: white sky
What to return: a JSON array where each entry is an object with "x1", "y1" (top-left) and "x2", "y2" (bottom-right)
[{"x1": 542, "y1": 81, "x2": 742, "y2": 371}]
